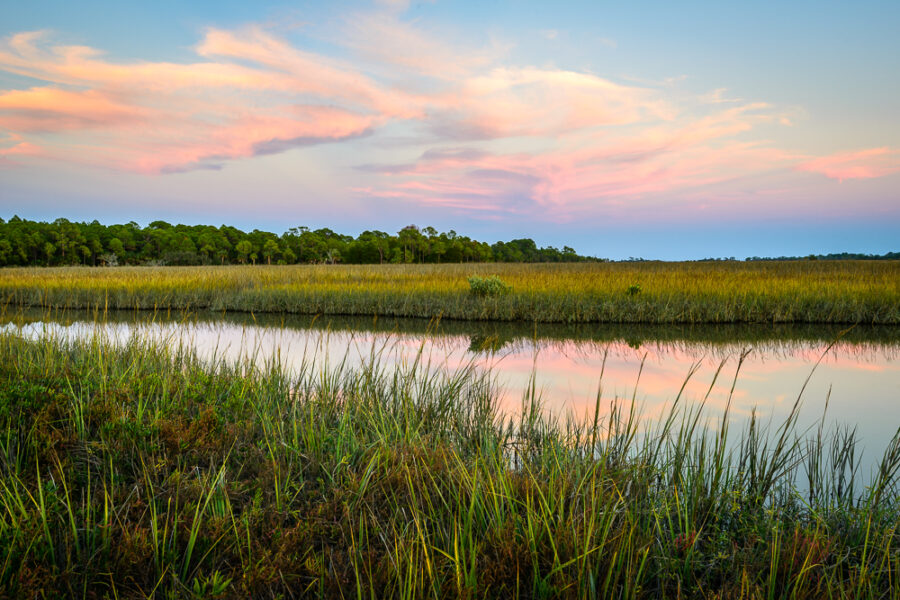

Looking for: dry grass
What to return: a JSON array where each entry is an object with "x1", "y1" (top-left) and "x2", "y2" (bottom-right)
[{"x1": 2, "y1": 260, "x2": 899, "y2": 323}]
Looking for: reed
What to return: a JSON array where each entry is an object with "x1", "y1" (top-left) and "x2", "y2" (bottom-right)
[
  {"x1": 0, "y1": 327, "x2": 898, "y2": 598},
  {"x1": 1, "y1": 261, "x2": 899, "y2": 324}
]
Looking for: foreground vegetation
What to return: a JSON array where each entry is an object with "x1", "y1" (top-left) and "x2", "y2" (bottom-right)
[
  {"x1": 2, "y1": 261, "x2": 899, "y2": 324},
  {"x1": 0, "y1": 330, "x2": 898, "y2": 598}
]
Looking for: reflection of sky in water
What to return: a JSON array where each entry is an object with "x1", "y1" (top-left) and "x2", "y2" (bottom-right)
[{"x1": 5, "y1": 319, "x2": 900, "y2": 460}]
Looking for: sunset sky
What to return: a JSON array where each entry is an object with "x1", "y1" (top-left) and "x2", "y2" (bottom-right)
[{"x1": 1, "y1": 0, "x2": 898, "y2": 259}]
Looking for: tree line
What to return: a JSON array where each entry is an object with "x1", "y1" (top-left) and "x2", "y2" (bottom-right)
[
  {"x1": 744, "y1": 252, "x2": 900, "y2": 261},
  {"x1": 0, "y1": 217, "x2": 600, "y2": 267}
]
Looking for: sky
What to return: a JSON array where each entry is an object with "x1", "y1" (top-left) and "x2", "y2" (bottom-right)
[{"x1": 0, "y1": 0, "x2": 898, "y2": 259}]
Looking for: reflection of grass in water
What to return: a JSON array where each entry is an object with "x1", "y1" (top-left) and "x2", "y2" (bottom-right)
[
  {"x1": 467, "y1": 333, "x2": 511, "y2": 354},
  {"x1": 624, "y1": 336, "x2": 643, "y2": 350},
  {"x1": 5, "y1": 306, "x2": 899, "y2": 363},
  {"x1": 0, "y1": 329, "x2": 898, "y2": 598},
  {"x1": 1, "y1": 261, "x2": 899, "y2": 324}
]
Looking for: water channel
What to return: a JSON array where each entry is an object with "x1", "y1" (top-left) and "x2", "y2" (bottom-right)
[{"x1": 4, "y1": 308, "x2": 899, "y2": 470}]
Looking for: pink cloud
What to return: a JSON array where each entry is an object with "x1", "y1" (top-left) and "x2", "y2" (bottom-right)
[
  {"x1": 358, "y1": 101, "x2": 800, "y2": 221},
  {"x1": 0, "y1": 132, "x2": 41, "y2": 167},
  {"x1": 796, "y1": 147, "x2": 900, "y2": 181},
  {"x1": 195, "y1": 26, "x2": 425, "y2": 118},
  {"x1": 339, "y1": 12, "x2": 505, "y2": 80},
  {"x1": 0, "y1": 87, "x2": 147, "y2": 131},
  {"x1": 0, "y1": 29, "x2": 396, "y2": 173},
  {"x1": 0, "y1": 26, "x2": 800, "y2": 189},
  {"x1": 0, "y1": 32, "x2": 282, "y2": 92},
  {"x1": 436, "y1": 67, "x2": 674, "y2": 139},
  {"x1": 128, "y1": 107, "x2": 377, "y2": 174},
  {"x1": 1, "y1": 19, "x2": 896, "y2": 220}
]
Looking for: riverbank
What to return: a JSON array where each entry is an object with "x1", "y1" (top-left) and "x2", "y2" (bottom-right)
[
  {"x1": 1, "y1": 331, "x2": 897, "y2": 598},
  {"x1": 2, "y1": 261, "x2": 899, "y2": 324}
]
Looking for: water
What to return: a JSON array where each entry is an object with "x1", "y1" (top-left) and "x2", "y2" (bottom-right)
[{"x1": 4, "y1": 309, "x2": 899, "y2": 463}]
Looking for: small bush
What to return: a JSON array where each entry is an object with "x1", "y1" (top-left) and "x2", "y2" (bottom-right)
[
  {"x1": 468, "y1": 275, "x2": 511, "y2": 297},
  {"x1": 627, "y1": 284, "x2": 642, "y2": 296}
]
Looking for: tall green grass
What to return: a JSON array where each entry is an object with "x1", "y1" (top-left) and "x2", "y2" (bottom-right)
[
  {"x1": 2, "y1": 261, "x2": 899, "y2": 323},
  {"x1": 0, "y1": 328, "x2": 898, "y2": 598}
]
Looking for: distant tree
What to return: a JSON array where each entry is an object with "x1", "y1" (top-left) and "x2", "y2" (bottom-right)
[
  {"x1": 108, "y1": 237, "x2": 125, "y2": 257},
  {"x1": 235, "y1": 240, "x2": 253, "y2": 264},
  {"x1": 325, "y1": 248, "x2": 341, "y2": 265},
  {"x1": 99, "y1": 253, "x2": 118, "y2": 266},
  {"x1": 0, "y1": 239, "x2": 12, "y2": 265},
  {"x1": 263, "y1": 239, "x2": 280, "y2": 265},
  {"x1": 398, "y1": 225, "x2": 424, "y2": 263},
  {"x1": 43, "y1": 242, "x2": 56, "y2": 265}
]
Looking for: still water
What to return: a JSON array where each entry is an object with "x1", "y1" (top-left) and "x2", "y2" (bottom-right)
[{"x1": 4, "y1": 310, "x2": 900, "y2": 460}]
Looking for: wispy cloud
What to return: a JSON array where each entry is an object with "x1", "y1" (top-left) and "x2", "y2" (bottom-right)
[
  {"x1": 597, "y1": 37, "x2": 617, "y2": 49},
  {"x1": 0, "y1": 87, "x2": 148, "y2": 131},
  {"x1": 700, "y1": 88, "x2": 742, "y2": 104},
  {"x1": 374, "y1": 0, "x2": 412, "y2": 12},
  {"x1": 0, "y1": 132, "x2": 40, "y2": 165},
  {"x1": 0, "y1": 17, "x2": 896, "y2": 220},
  {"x1": 797, "y1": 147, "x2": 900, "y2": 182},
  {"x1": 0, "y1": 28, "x2": 395, "y2": 173},
  {"x1": 339, "y1": 11, "x2": 507, "y2": 80}
]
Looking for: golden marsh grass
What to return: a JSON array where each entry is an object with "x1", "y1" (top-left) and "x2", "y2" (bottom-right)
[{"x1": 1, "y1": 260, "x2": 898, "y2": 323}]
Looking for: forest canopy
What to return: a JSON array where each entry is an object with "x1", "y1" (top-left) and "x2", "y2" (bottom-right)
[{"x1": 0, "y1": 217, "x2": 598, "y2": 267}]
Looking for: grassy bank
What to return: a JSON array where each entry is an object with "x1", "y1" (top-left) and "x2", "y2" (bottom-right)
[
  {"x1": 2, "y1": 261, "x2": 899, "y2": 324},
  {"x1": 0, "y1": 331, "x2": 898, "y2": 598}
]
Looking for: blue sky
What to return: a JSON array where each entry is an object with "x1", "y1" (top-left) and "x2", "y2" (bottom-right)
[{"x1": 1, "y1": 0, "x2": 898, "y2": 258}]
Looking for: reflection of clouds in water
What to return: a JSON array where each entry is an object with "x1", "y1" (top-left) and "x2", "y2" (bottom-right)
[
  {"x1": 4, "y1": 318, "x2": 899, "y2": 457},
  {"x1": 505, "y1": 336, "x2": 900, "y2": 364}
]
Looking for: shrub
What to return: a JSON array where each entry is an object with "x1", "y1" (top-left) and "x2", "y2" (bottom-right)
[{"x1": 468, "y1": 275, "x2": 511, "y2": 297}]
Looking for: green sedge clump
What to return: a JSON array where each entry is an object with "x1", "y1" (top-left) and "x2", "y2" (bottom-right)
[{"x1": 468, "y1": 275, "x2": 511, "y2": 297}]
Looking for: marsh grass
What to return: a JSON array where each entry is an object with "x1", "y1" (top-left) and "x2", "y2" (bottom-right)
[
  {"x1": 1, "y1": 261, "x2": 899, "y2": 323},
  {"x1": 467, "y1": 275, "x2": 512, "y2": 297},
  {"x1": 0, "y1": 325, "x2": 898, "y2": 598}
]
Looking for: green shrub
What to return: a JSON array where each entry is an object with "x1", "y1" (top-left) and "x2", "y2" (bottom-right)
[{"x1": 468, "y1": 275, "x2": 511, "y2": 297}]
